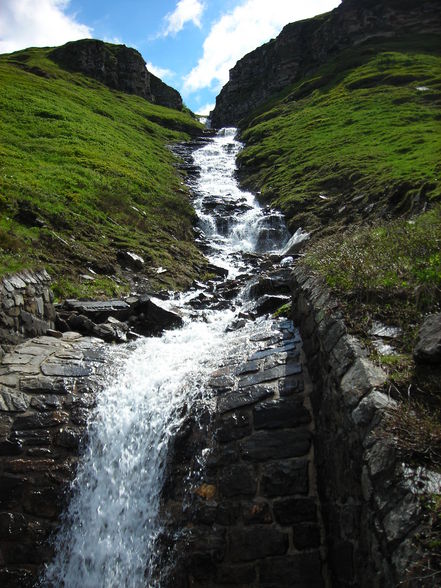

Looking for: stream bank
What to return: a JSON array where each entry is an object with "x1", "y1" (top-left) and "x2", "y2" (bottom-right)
[{"x1": 0, "y1": 129, "x2": 438, "y2": 587}]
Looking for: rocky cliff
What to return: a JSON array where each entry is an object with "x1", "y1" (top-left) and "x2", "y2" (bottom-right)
[
  {"x1": 211, "y1": 0, "x2": 441, "y2": 127},
  {"x1": 50, "y1": 39, "x2": 183, "y2": 110}
]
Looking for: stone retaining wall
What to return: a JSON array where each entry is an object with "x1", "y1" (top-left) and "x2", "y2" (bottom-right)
[
  {"x1": 160, "y1": 318, "x2": 329, "y2": 588},
  {"x1": 0, "y1": 271, "x2": 55, "y2": 355},
  {"x1": 0, "y1": 332, "x2": 106, "y2": 586},
  {"x1": 290, "y1": 265, "x2": 438, "y2": 587}
]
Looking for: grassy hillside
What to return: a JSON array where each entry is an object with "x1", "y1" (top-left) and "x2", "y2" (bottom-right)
[
  {"x1": 238, "y1": 34, "x2": 441, "y2": 234},
  {"x1": 0, "y1": 45, "x2": 204, "y2": 297},
  {"x1": 237, "y1": 34, "x2": 441, "y2": 474}
]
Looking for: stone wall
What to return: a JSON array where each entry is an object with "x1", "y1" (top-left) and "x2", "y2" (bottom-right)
[
  {"x1": 158, "y1": 318, "x2": 329, "y2": 588},
  {"x1": 290, "y1": 265, "x2": 439, "y2": 587},
  {"x1": 0, "y1": 332, "x2": 106, "y2": 587},
  {"x1": 0, "y1": 270, "x2": 56, "y2": 355}
]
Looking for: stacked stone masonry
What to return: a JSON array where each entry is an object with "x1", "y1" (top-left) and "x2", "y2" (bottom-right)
[
  {"x1": 290, "y1": 265, "x2": 440, "y2": 588},
  {"x1": 0, "y1": 331, "x2": 106, "y2": 587},
  {"x1": 161, "y1": 318, "x2": 329, "y2": 588},
  {"x1": 0, "y1": 270, "x2": 56, "y2": 357}
]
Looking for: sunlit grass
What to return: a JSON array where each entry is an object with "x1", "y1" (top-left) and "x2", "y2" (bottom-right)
[
  {"x1": 238, "y1": 35, "x2": 441, "y2": 233},
  {"x1": 0, "y1": 46, "x2": 204, "y2": 294}
]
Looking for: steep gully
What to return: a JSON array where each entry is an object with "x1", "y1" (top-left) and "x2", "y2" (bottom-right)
[{"x1": 1, "y1": 129, "x2": 324, "y2": 586}]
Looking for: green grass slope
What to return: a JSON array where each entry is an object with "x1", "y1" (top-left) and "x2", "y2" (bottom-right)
[
  {"x1": 0, "y1": 46, "x2": 204, "y2": 297},
  {"x1": 238, "y1": 35, "x2": 441, "y2": 234}
]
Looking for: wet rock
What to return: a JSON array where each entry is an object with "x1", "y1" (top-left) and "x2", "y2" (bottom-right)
[
  {"x1": 259, "y1": 553, "x2": 324, "y2": 587},
  {"x1": 279, "y1": 375, "x2": 304, "y2": 397},
  {"x1": 250, "y1": 341, "x2": 296, "y2": 360},
  {"x1": 12, "y1": 411, "x2": 68, "y2": 430},
  {"x1": 219, "y1": 464, "x2": 257, "y2": 497},
  {"x1": 209, "y1": 373, "x2": 235, "y2": 393},
  {"x1": 55, "y1": 428, "x2": 81, "y2": 449},
  {"x1": 238, "y1": 362, "x2": 301, "y2": 388},
  {"x1": 217, "y1": 385, "x2": 274, "y2": 413},
  {"x1": 62, "y1": 299, "x2": 131, "y2": 322},
  {"x1": 261, "y1": 459, "x2": 309, "y2": 497},
  {"x1": 293, "y1": 524, "x2": 322, "y2": 550},
  {"x1": 30, "y1": 395, "x2": 62, "y2": 411},
  {"x1": 229, "y1": 526, "x2": 289, "y2": 562},
  {"x1": 0, "y1": 439, "x2": 23, "y2": 456},
  {"x1": 253, "y1": 399, "x2": 311, "y2": 429},
  {"x1": 242, "y1": 500, "x2": 273, "y2": 525},
  {"x1": 273, "y1": 497, "x2": 317, "y2": 524},
  {"x1": 0, "y1": 387, "x2": 29, "y2": 412},
  {"x1": 216, "y1": 564, "x2": 256, "y2": 584},
  {"x1": 413, "y1": 313, "x2": 441, "y2": 364},
  {"x1": 40, "y1": 362, "x2": 92, "y2": 378},
  {"x1": 205, "y1": 262, "x2": 229, "y2": 278},
  {"x1": 216, "y1": 412, "x2": 252, "y2": 442},
  {"x1": 247, "y1": 270, "x2": 292, "y2": 299},
  {"x1": 19, "y1": 376, "x2": 67, "y2": 395},
  {"x1": 9, "y1": 429, "x2": 52, "y2": 446},
  {"x1": 93, "y1": 319, "x2": 129, "y2": 343},
  {"x1": 253, "y1": 294, "x2": 291, "y2": 316},
  {"x1": 239, "y1": 429, "x2": 311, "y2": 461},
  {"x1": 130, "y1": 296, "x2": 183, "y2": 335}
]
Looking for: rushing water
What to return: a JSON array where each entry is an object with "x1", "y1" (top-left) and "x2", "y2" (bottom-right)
[{"x1": 43, "y1": 128, "x2": 292, "y2": 587}]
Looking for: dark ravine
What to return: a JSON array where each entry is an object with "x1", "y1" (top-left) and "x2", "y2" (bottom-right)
[
  {"x1": 50, "y1": 39, "x2": 183, "y2": 110},
  {"x1": 211, "y1": 0, "x2": 441, "y2": 128},
  {"x1": 1, "y1": 132, "x2": 438, "y2": 587}
]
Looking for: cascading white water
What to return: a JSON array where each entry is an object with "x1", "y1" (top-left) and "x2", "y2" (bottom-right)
[
  {"x1": 192, "y1": 128, "x2": 289, "y2": 276},
  {"x1": 43, "y1": 128, "x2": 293, "y2": 587},
  {"x1": 43, "y1": 315, "x2": 236, "y2": 588}
]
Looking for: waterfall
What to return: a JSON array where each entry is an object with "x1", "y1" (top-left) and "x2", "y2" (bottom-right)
[{"x1": 43, "y1": 129, "x2": 292, "y2": 587}]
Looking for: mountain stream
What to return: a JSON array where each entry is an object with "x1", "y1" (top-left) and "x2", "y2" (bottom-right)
[{"x1": 43, "y1": 128, "x2": 300, "y2": 587}]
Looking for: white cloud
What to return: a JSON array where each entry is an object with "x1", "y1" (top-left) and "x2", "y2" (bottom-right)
[
  {"x1": 196, "y1": 102, "x2": 215, "y2": 115},
  {"x1": 0, "y1": 0, "x2": 92, "y2": 54},
  {"x1": 162, "y1": 0, "x2": 205, "y2": 37},
  {"x1": 146, "y1": 61, "x2": 175, "y2": 81},
  {"x1": 183, "y1": 0, "x2": 340, "y2": 94}
]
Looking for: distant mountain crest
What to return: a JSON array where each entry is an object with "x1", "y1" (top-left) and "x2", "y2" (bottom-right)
[{"x1": 211, "y1": 0, "x2": 441, "y2": 127}]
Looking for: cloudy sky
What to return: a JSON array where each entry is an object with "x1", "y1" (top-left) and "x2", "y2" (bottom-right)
[{"x1": 0, "y1": 0, "x2": 341, "y2": 113}]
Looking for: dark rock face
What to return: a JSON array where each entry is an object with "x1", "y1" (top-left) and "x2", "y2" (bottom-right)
[
  {"x1": 211, "y1": 0, "x2": 441, "y2": 127},
  {"x1": 50, "y1": 39, "x2": 183, "y2": 110}
]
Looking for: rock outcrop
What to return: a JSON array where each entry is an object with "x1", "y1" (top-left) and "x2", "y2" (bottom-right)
[
  {"x1": 211, "y1": 0, "x2": 441, "y2": 127},
  {"x1": 50, "y1": 39, "x2": 183, "y2": 110}
]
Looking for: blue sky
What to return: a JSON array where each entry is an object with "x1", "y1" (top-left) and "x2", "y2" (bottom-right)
[{"x1": 0, "y1": 0, "x2": 341, "y2": 113}]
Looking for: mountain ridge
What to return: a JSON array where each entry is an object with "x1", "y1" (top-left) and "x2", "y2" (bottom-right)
[{"x1": 211, "y1": 0, "x2": 441, "y2": 127}]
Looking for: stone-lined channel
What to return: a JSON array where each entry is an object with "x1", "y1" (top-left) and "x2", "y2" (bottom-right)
[{"x1": 0, "y1": 129, "x2": 327, "y2": 587}]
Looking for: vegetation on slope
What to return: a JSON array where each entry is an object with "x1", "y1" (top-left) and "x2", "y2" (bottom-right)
[
  {"x1": 0, "y1": 46, "x2": 204, "y2": 297},
  {"x1": 238, "y1": 35, "x2": 441, "y2": 235}
]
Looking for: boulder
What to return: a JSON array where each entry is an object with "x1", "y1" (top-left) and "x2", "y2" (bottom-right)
[
  {"x1": 116, "y1": 250, "x2": 145, "y2": 271},
  {"x1": 413, "y1": 313, "x2": 441, "y2": 364},
  {"x1": 253, "y1": 294, "x2": 291, "y2": 316},
  {"x1": 130, "y1": 296, "x2": 183, "y2": 335}
]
